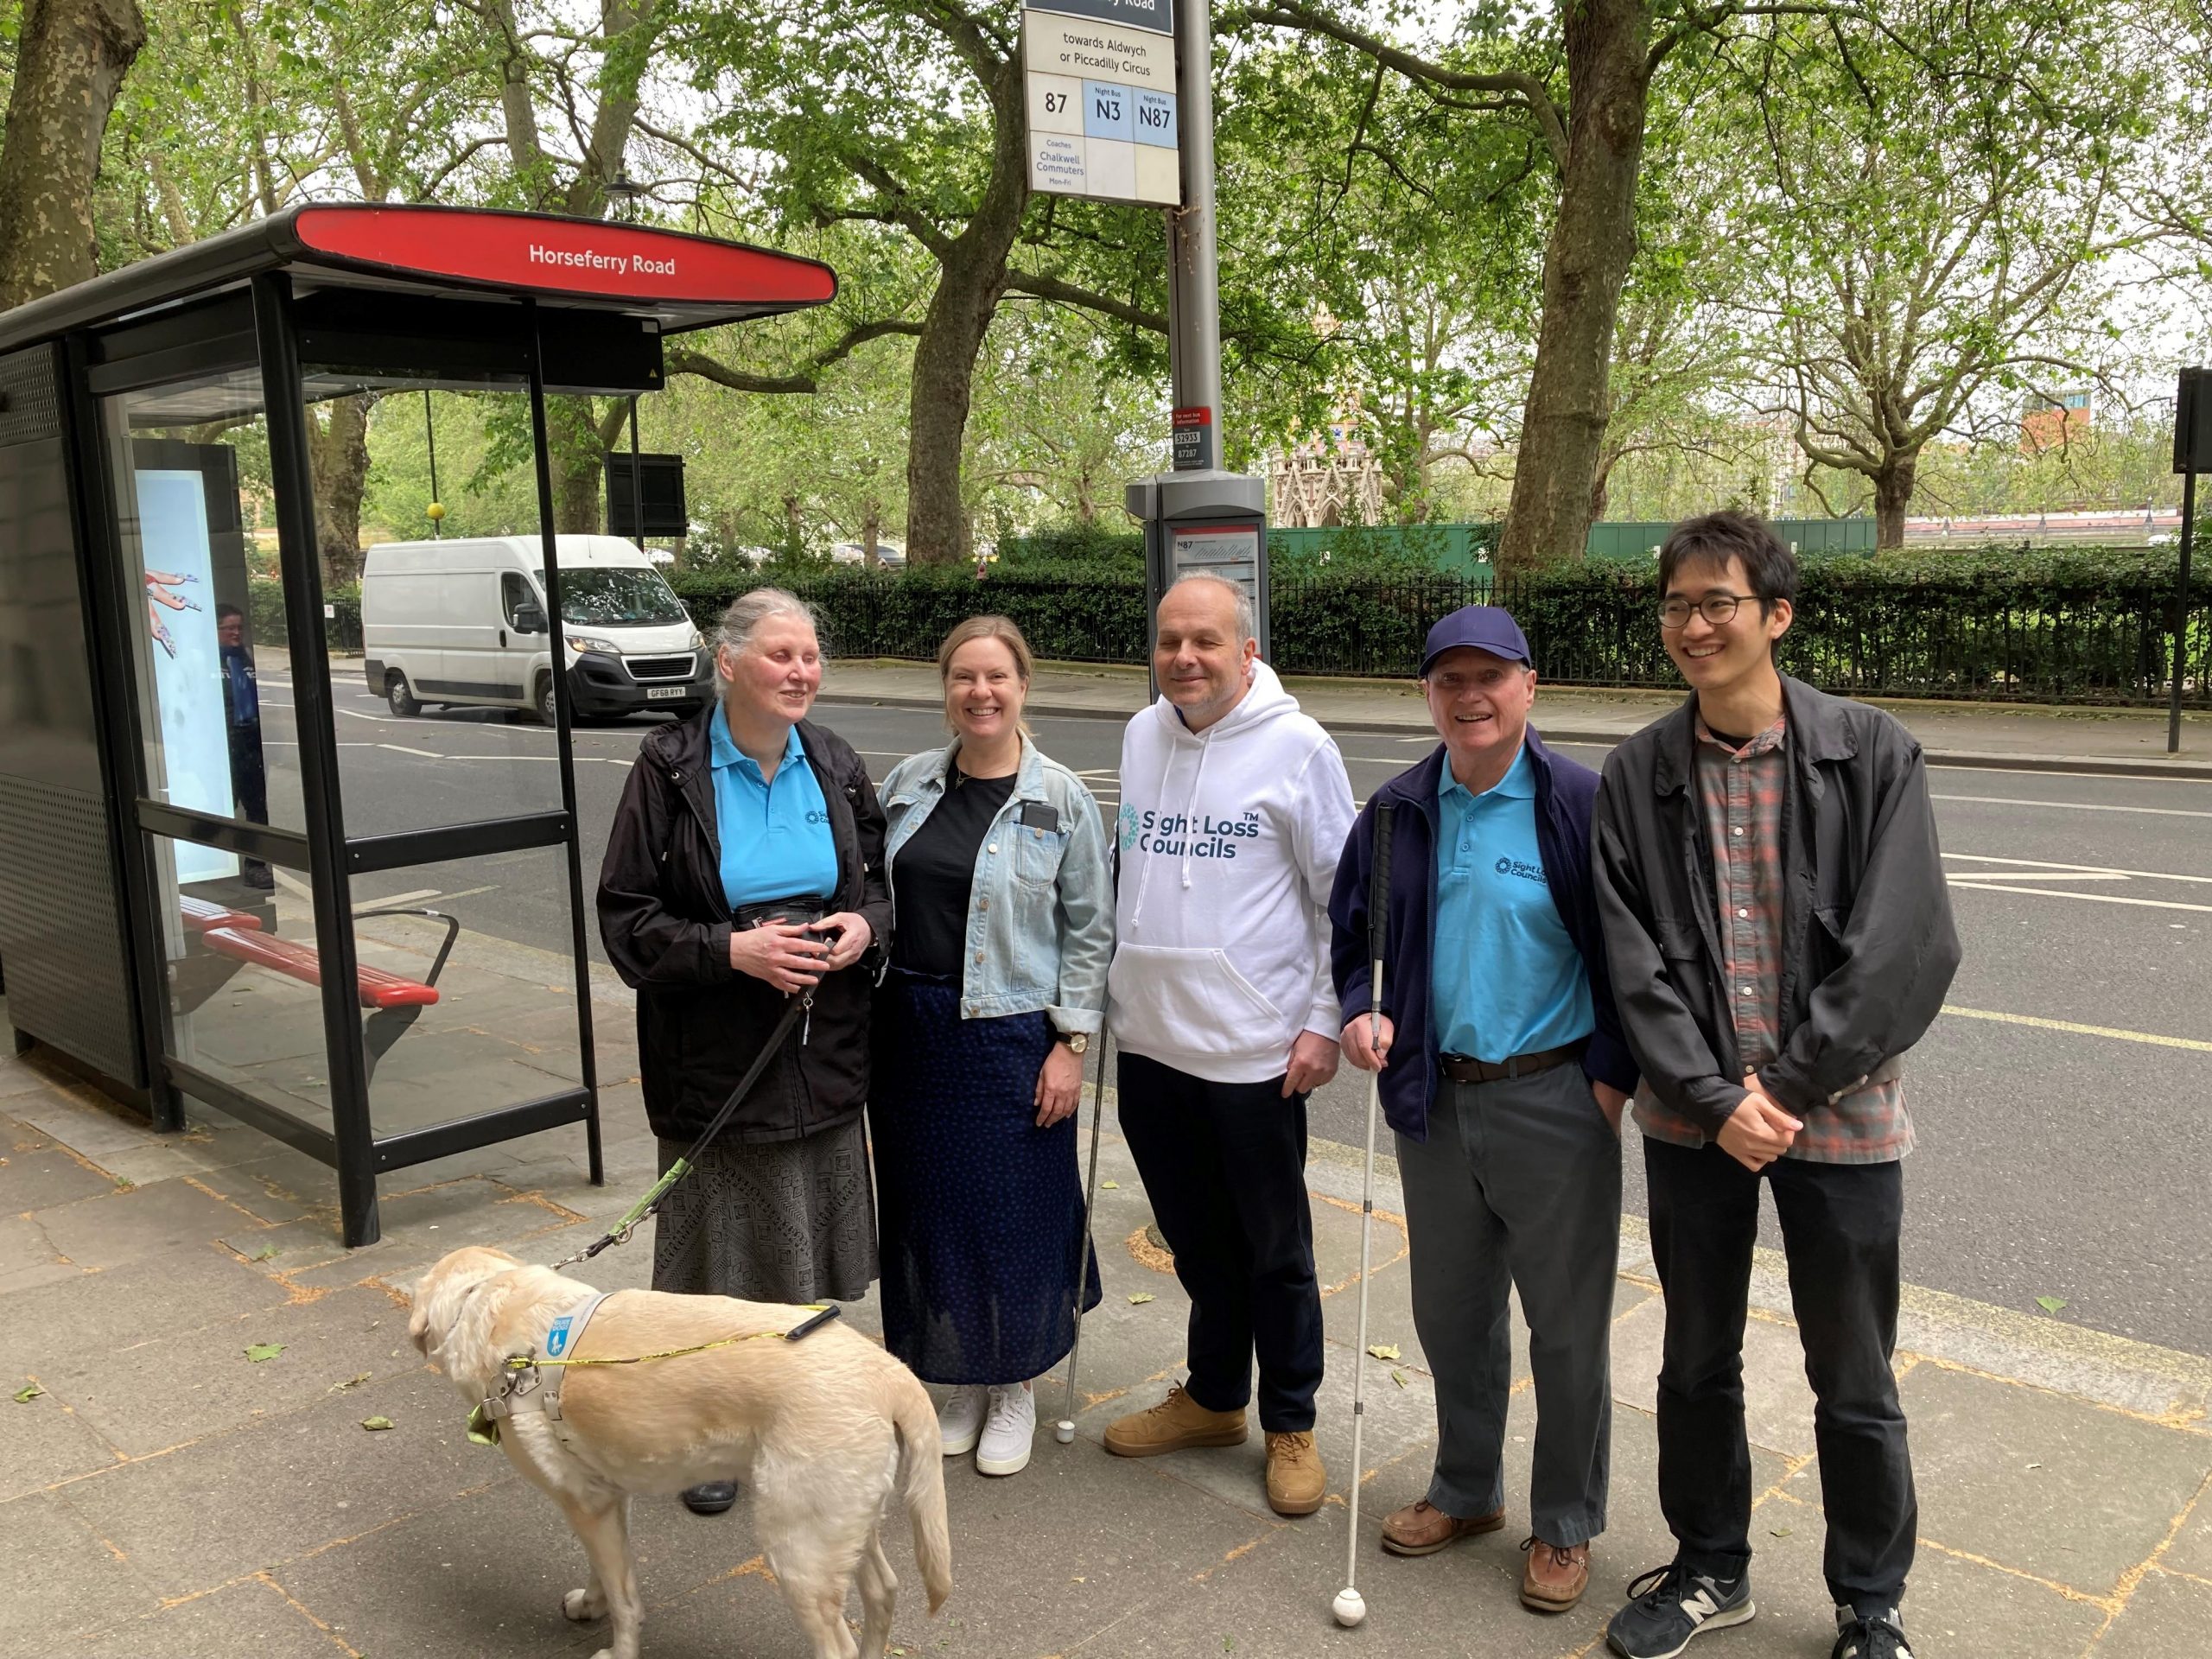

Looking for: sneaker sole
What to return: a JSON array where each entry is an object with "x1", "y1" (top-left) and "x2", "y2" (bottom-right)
[
  {"x1": 1607, "y1": 1600, "x2": 1757, "y2": 1659},
  {"x1": 1103, "y1": 1426, "x2": 1249, "y2": 1459},
  {"x1": 976, "y1": 1443, "x2": 1033, "y2": 1477},
  {"x1": 941, "y1": 1428, "x2": 981, "y2": 1458},
  {"x1": 1268, "y1": 1489, "x2": 1325, "y2": 1517}
]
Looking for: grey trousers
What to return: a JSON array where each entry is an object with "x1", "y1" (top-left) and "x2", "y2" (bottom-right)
[{"x1": 1395, "y1": 1064, "x2": 1622, "y2": 1546}]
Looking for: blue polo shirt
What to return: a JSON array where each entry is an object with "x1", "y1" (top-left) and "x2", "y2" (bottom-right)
[
  {"x1": 708, "y1": 708, "x2": 839, "y2": 912},
  {"x1": 1432, "y1": 744, "x2": 1594, "y2": 1063}
]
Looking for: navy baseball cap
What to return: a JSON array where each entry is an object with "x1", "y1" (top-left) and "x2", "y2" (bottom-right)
[{"x1": 1420, "y1": 605, "x2": 1532, "y2": 677}]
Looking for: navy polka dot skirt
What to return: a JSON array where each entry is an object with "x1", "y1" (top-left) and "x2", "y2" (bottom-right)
[{"x1": 869, "y1": 970, "x2": 1103, "y2": 1386}]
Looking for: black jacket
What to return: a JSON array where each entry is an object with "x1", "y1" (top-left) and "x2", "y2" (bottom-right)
[
  {"x1": 1592, "y1": 677, "x2": 1961, "y2": 1136},
  {"x1": 597, "y1": 710, "x2": 892, "y2": 1145},
  {"x1": 1329, "y1": 729, "x2": 1638, "y2": 1141}
]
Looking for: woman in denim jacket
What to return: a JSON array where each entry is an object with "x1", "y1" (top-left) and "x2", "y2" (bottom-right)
[{"x1": 873, "y1": 614, "x2": 1113, "y2": 1478}]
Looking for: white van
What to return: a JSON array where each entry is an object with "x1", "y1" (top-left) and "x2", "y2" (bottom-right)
[{"x1": 360, "y1": 535, "x2": 715, "y2": 723}]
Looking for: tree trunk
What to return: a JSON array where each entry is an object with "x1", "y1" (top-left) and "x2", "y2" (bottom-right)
[
  {"x1": 1494, "y1": 0, "x2": 1652, "y2": 575},
  {"x1": 783, "y1": 493, "x2": 804, "y2": 554},
  {"x1": 547, "y1": 396, "x2": 606, "y2": 535},
  {"x1": 905, "y1": 60, "x2": 1028, "y2": 565},
  {"x1": 308, "y1": 394, "x2": 374, "y2": 587},
  {"x1": 0, "y1": 0, "x2": 146, "y2": 309},
  {"x1": 1873, "y1": 451, "x2": 1916, "y2": 550},
  {"x1": 861, "y1": 503, "x2": 882, "y2": 569}
]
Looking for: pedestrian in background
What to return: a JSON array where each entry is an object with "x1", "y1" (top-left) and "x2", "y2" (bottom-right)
[
  {"x1": 1330, "y1": 605, "x2": 1637, "y2": 1615},
  {"x1": 1102, "y1": 574, "x2": 1355, "y2": 1520},
  {"x1": 873, "y1": 615, "x2": 1112, "y2": 1478},
  {"x1": 1593, "y1": 512, "x2": 1960, "y2": 1659},
  {"x1": 597, "y1": 588, "x2": 890, "y2": 1517},
  {"x1": 216, "y1": 604, "x2": 274, "y2": 891}
]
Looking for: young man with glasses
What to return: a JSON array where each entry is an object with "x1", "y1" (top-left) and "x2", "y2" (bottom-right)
[{"x1": 1592, "y1": 512, "x2": 1960, "y2": 1659}]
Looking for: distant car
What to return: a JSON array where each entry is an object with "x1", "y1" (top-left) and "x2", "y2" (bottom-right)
[{"x1": 830, "y1": 542, "x2": 906, "y2": 566}]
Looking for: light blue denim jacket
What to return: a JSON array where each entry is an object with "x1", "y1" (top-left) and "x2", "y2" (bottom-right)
[{"x1": 880, "y1": 739, "x2": 1113, "y2": 1033}]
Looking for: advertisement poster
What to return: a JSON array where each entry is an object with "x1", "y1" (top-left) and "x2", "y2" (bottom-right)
[{"x1": 137, "y1": 469, "x2": 238, "y2": 885}]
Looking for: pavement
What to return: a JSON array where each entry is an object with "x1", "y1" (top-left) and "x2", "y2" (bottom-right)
[
  {"x1": 7, "y1": 988, "x2": 2212, "y2": 1659},
  {"x1": 815, "y1": 659, "x2": 2212, "y2": 779}
]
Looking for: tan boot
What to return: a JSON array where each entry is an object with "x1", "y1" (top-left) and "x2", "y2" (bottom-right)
[
  {"x1": 1264, "y1": 1430, "x2": 1326, "y2": 1516},
  {"x1": 1519, "y1": 1537, "x2": 1591, "y2": 1612},
  {"x1": 1103, "y1": 1384, "x2": 1248, "y2": 1459}
]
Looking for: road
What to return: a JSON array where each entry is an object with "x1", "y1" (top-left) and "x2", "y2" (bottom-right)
[{"x1": 256, "y1": 673, "x2": 2212, "y2": 1357}]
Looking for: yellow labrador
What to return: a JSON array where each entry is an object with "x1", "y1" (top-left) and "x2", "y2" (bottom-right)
[{"x1": 410, "y1": 1246, "x2": 950, "y2": 1659}]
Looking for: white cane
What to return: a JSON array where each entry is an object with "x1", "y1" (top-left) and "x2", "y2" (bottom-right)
[
  {"x1": 1334, "y1": 800, "x2": 1395, "y2": 1630},
  {"x1": 1056, "y1": 1031, "x2": 1112, "y2": 1444}
]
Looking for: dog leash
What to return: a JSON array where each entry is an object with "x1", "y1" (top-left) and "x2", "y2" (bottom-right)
[{"x1": 547, "y1": 989, "x2": 812, "y2": 1273}]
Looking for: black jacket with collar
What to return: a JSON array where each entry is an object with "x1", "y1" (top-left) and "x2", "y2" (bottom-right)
[
  {"x1": 596, "y1": 709, "x2": 892, "y2": 1145},
  {"x1": 1592, "y1": 677, "x2": 1961, "y2": 1136}
]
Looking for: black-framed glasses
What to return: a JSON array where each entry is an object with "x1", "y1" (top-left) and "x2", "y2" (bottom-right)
[{"x1": 1660, "y1": 593, "x2": 1759, "y2": 629}]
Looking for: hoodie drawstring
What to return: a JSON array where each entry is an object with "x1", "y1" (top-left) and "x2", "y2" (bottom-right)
[{"x1": 1179, "y1": 728, "x2": 1216, "y2": 892}]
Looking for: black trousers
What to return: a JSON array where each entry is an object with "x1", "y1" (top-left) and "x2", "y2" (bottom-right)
[
  {"x1": 1116, "y1": 1052, "x2": 1324, "y2": 1431},
  {"x1": 1644, "y1": 1137, "x2": 1915, "y2": 1615}
]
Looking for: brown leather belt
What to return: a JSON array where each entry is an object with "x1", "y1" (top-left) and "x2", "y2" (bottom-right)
[{"x1": 1440, "y1": 1040, "x2": 1585, "y2": 1084}]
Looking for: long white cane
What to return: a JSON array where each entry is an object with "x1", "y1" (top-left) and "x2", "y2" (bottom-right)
[
  {"x1": 1056, "y1": 1032, "x2": 1112, "y2": 1443},
  {"x1": 1334, "y1": 800, "x2": 1395, "y2": 1630}
]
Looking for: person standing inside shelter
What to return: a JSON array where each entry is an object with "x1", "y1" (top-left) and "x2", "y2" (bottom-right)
[
  {"x1": 1592, "y1": 512, "x2": 1959, "y2": 1659},
  {"x1": 217, "y1": 605, "x2": 273, "y2": 891},
  {"x1": 1101, "y1": 574, "x2": 1356, "y2": 1520},
  {"x1": 1329, "y1": 605, "x2": 1637, "y2": 1615}
]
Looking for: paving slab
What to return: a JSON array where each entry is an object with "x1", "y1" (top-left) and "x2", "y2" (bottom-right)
[
  {"x1": 0, "y1": 1211, "x2": 81, "y2": 1297},
  {"x1": 0, "y1": 1490, "x2": 164, "y2": 1657},
  {"x1": 1781, "y1": 1360, "x2": 2212, "y2": 1598},
  {"x1": 58, "y1": 1365, "x2": 482, "y2": 1600},
  {"x1": 2095, "y1": 1566, "x2": 2212, "y2": 1657},
  {"x1": 0, "y1": 1388, "x2": 125, "y2": 1500},
  {"x1": 1611, "y1": 1296, "x2": 1822, "y2": 1459},
  {"x1": 38, "y1": 1282, "x2": 420, "y2": 1459},
  {"x1": 71, "y1": 1574, "x2": 349, "y2": 1659},
  {"x1": 0, "y1": 1114, "x2": 118, "y2": 1211},
  {"x1": 221, "y1": 1174, "x2": 585, "y2": 1277},
  {"x1": 0, "y1": 1244, "x2": 295, "y2": 1376},
  {"x1": 31, "y1": 1174, "x2": 256, "y2": 1272},
  {"x1": 2155, "y1": 1477, "x2": 2212, "y2": 1580}
]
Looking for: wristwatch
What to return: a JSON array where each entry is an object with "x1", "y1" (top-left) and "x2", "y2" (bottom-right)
[{"x1": 1057, "y1": 1030, "x2": 1090, "y2": 1055}]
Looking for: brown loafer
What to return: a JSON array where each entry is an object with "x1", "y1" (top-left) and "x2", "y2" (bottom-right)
[
  {"x1": 1519, "y1": 1536, "x2": 1591, "y2": 1611},
  {"x1": 1379, "y1": 1497, "x2": 1507, "y2": 1556}
]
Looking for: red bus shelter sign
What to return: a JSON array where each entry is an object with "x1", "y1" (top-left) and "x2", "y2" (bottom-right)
[{"x1": 293, "y1": 206, "x2": 836, "y2": 308}]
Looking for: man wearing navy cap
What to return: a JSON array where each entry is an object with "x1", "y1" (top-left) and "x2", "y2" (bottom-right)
[{"x1": 1328, "y1": 605, "x2": 1638, "y2": 1614}]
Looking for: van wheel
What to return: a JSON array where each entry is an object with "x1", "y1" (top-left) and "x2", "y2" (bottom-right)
[
  {"x1": 386, "y1": 673, "x2": 422, "y2": 717},
  {"x1": 535, "y1": 676, "x2": 560, "y2": 726}
]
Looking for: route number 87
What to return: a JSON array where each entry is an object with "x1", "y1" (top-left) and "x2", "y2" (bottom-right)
[{"x1": 1044, "y1": 91, "x2": 1067, "y2": 112}]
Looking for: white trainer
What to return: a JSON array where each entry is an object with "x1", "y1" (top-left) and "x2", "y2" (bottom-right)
[
  {"x1": 976, "y1": 1382, "x2": 1035, "y2": 1477},
  {"x1": 938, "y1": 1385, "x2": 988, "y2": 1457}
]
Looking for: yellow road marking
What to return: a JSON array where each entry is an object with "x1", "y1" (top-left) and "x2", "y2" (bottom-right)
[{"x1": 1942, "y1": 1004, "x2": 2212, "y2": 1054}]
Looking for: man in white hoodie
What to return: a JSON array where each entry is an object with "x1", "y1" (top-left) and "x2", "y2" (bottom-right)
[{"x1": 1102, "y1": 573, "x2": 1357, "y2": 1519}]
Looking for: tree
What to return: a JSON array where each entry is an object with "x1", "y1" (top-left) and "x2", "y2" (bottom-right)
[
  {"x1": 1730, "y1": 0, "x2": 2153, "y2": 545},
  {"x1": 0, "y1": 0, "x2": 144, "y2": 308}
]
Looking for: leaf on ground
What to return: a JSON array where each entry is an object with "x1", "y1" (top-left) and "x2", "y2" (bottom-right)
[
  {"x1": 251, "y1": 1244, "x2": 279, "y2": 1262},
  {"x1": 1390, "y1": 1369, "x2": 1408, "y2": 1389},
  {"x1": 329, "y1": 1372, "x2": 372, "y2": 1393},
  {"x1": 1770, "y1": 1527, "x2": 1792, "y2": 1539},
  {"x1": 244, "y1": 1343, "x2": 285, "y2": 1363},
  {"x1": 2035, "y1": 1295, "x2": 2068, "y2": 1315},
  {"x1": 360, "y1": 1415, "x2": 395, "y2": 1431},
  {"x1": 1127, "y1": 1293, "x2": 1155, "y2": 1305},
  {"x1": 13, "y1": 1382, "x2": 43, "y2": 1403},
  {"x1": 1366, "y1": 1344, "x2": 1401, "y2": 1362},
  {"x1": 1100, "y1": 1180, "x2": 1120, "y2": 1190}
]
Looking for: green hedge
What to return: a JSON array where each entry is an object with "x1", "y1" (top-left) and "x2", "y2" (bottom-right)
[{"x1": 671, "y1": 543, "x2": 2212, "y2": 706}]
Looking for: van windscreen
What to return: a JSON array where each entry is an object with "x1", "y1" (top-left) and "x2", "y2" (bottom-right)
[{"x1": 543, "y1": 569, "x2": 690, "y2": 626}]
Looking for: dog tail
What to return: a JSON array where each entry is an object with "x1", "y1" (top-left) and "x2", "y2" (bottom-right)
[{"x1": 890, "y1": 1372, "x2": 954, "y2": 1613}]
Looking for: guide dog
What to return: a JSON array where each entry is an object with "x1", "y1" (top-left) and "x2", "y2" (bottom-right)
[{"x1": 410, "y1": 1246, "x2": 951, "y2": 1659}]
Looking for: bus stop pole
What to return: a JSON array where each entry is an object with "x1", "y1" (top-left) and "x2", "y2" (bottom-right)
[
  {"x1": 2172, "y1": 465, "x2": 2195, "y2": 755},
  {"x1": 1168, "y1": 0, "x2": 1222, "y2": 454}
]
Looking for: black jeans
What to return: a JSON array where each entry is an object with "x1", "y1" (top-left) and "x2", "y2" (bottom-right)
[
  {"x1": 1644, "y1": 1137, "x2": 1915, "y2": 1616},
  {"x1": 1116, "y1": 1052, "x2": 1324, "y2": 1431}
]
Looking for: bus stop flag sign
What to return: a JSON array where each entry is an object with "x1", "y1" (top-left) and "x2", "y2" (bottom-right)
[{"x1": 1025, "y1": 0, "x2": 1181, "y2": 207}]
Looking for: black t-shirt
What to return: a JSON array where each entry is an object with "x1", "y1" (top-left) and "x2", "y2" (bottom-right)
[{"x1": 891, "y1": 770, "x2": 1016, "y2": 977}]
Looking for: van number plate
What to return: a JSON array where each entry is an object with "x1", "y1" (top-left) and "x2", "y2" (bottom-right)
[{"x1": 646, "y1": 685, "x2": 687, "y2": 701}]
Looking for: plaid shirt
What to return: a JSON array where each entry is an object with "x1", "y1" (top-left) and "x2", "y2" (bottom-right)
[{"x1": 1633, "y1": 715, "x2": 1914, "y2": 1164}]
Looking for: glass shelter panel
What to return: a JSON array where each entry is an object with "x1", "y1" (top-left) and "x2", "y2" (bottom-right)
[{"x1": 101, "y1": 369, "x2": 305, "y2": 846}]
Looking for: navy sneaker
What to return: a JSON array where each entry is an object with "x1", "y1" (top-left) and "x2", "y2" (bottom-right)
[
  {"x1": 1605, "y1": 1562, "x2": 1756, "y2": 1659},
  {"x1": 1834, "y1": 1606, "x2": 1916, "y2": 1659}
]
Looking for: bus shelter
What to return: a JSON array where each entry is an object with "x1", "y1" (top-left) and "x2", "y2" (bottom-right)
[{"x1": 0, "y1": 206, "x2": 835, "y2": 1245}]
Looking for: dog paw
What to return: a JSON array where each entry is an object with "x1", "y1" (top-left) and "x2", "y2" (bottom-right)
[{"x1": 562, "y1": 1586, "x2": 607, "y2": 1622}]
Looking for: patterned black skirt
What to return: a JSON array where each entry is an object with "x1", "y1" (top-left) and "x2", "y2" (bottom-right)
[
  {"x1": 869, "y1": 970, "x2": 1103, "y2": 1385},
  {"x1": 651, "y1": 1117, "x2": 876, "y2": 1305}
]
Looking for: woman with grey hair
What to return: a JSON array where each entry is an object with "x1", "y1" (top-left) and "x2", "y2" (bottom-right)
[{"x1": 597, "y1": 588, "x2": 891, "y2": 1515}]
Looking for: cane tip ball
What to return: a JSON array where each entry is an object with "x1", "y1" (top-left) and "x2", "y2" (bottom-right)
[
  {"x1": 426, "y1": 501, "x2": 447, "y2": 522},
  {"x1": 1054, "y1": 1420, "x2": 1076, "y2": 1444},
  {"x1": 1332, "y1": 1588, "x2": 1366, "y2": 1628}
]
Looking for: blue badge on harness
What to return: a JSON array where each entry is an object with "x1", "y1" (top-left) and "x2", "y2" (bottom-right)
[{"x1": 546, "y1": 1314, "x2": 575, "y2": 1357}]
